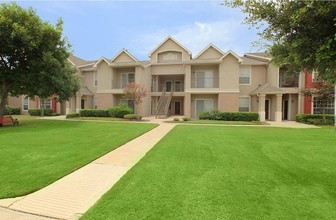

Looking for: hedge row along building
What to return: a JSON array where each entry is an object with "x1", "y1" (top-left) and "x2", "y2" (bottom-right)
[{"x1": 8, "y1": 36, "x2": 334, "y2": 121}]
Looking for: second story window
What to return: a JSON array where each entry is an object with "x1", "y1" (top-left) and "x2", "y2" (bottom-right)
[
  {"x1": 195, "y1": 70, "x2": 213, "y2": 88},
  {"x1": 121, "y1": 73, "x2": 135, "y2": 88},
  {"x1": 239, "y1": 66, "x2": 251, "y2": 85},
  {"x1": 94, "y1": 72, "x2": 98, "y2": 87}
]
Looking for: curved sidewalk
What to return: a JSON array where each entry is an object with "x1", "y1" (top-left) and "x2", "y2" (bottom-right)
[{"x1": 0, "y1": 123, "x2": 175, "y2": 220}]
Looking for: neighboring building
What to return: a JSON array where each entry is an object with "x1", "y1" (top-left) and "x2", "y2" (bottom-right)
[{"x1": 9, "y1": 36, "x2": 321, "y2": 121}]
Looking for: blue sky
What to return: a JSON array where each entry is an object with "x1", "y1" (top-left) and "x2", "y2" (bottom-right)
[{"x1": 3, "y1": 0, "x2": 262, "y2": 61}]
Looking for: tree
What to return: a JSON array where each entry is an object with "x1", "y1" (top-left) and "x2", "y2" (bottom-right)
[
  {"x1": 223, "y1": 0, "x2": 336, "y2": 82},
  {"x1": 301, "y1": 78, "x2": 335, "y2": 124},
  {"x1": 0, "y1": 3, "x2": 80, "y2": 120},
  {"x1": 122, "y1": 82, "x2": 147, "y2": 120}
]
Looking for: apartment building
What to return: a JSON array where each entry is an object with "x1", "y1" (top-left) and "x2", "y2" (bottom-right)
[{"x1": 9, "y1": 36, "x2": 317, "y2": 121}]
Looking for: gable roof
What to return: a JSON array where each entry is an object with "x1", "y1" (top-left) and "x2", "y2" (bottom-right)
[
  {"x1": 245, "y1": 52, "x2": 272, "y2": 61},
  {"x1": 250, "y1": 83, "x2": 284, "y2": 95},
  {"x1": 68, "y1": 54, "x2": 95, "y2": 67},
  {"x1": 111, "y1": 49, "x2": 139, "y2": 62},
  {"x1": 221, "y1": 50, "x2": 243, "y2": 63},
  {"x1": 148, "y1": 36, "x2": 192, "y2": 57},
  {"x1": 194, "y1": 43, "x2": 225, "y2": 59},
  {"x1": 93, "y1": 56, "x2": 110, "y2": 67}
]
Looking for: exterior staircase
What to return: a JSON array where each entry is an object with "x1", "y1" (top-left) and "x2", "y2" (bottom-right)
[{"x1": 155, "y1": 85, "x2": 173, "y2": 119}]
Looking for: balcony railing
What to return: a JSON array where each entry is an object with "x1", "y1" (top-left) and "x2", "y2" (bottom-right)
[
  {"x1": 192, "y1": 76, "x2": 219, "y2": 88},
  {"x1": 151, "y1": 83, "x2": 184, "y2": 92}
]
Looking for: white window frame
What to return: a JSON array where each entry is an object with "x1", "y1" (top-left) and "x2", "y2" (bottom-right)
[
  {"x1": 40, "y1": 98, "x2": 51, "y2": 109},
  {"x1": 239, "y1": 96, "x2": 250, "y2": 112},
  {"x1": 121, "y1": 72, "x2": 135, "y2": 89},
  {"x1": 239, "y1": 66, "x2": 251, "y2": 85},
  {"x1": 195, "y1": 70, "x2": 214, "y2": 88},
  {"x1": 22, "y1": 96, "x2": 29, "y2": 111},
  {"x1": 195, "y1": 99, "x2": 213, "y2": 117},
  {"x1": 93, "y1": 72, "x2": 98, "y2": 87}
]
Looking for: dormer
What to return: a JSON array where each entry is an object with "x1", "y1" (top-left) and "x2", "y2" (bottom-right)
[
  {"x1": 111, "y1": 49, "x2": 139, "y2": 63},
  {"x1": 194, "y1": 44, "x2": 225, "y2": 60},
  {"x1": 148, "y1": 36, "x2": 191, "y2": 64}
]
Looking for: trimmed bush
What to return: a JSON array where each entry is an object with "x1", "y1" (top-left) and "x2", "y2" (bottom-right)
[
  {"x1": 66, "y1": 113, "x2": 80, "y2": 119},
  {"x1": 4, "y1": 106, "x2": 21, "y2": 115},
  {"x1": 123, "y1": 114, "x2": 139, "y2": 120},
  {"x1": 79, "y1": 109, "x2": 109, "y2": 117},
  {"x1": 28, "y1": 109, "x2": 53, "y2": 116},
  {"x1": 199, "y1": 109, "x2": 259, "y2": 121},
  {"x1": 108, "y1": 105, "x2": 133, "y2": 118},
  {"x1": 296, "y1": 114, "x2": 334, "y2": 125}
]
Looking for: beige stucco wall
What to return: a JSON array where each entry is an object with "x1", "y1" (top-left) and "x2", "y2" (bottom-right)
[
  {"x1": 218, "y1": 93, "x2": 239, "y2": 112},
  {"x1": 219, "y1": 54, "x2": 239, "y2": 90},
  {"x1": 7, "y1": 96, "x2": 36, "y2": 114},
  {"x1": 196, "y1": 47, "x2": 223, "y2": 59},
  {"x1": 239, "y1": 65, "x2": 267, "y2": 95},
  {"x1": 150, "y1": 65, "x2": 185, "y2": 75},
  {"x1": 250, "y1": 95, "x2": 258, "y2": 113},
  {"x1": 97, "y1": 93, "x2": 113, "y2": 109},
  {"x1": 289, "y1": 94, "x2": 298, "y2": 121},
  {"x1": 191, "y1": 65, "x2": 219, "y2": 88},
  {"x1": 266, "y1": 63, "x2": 279, "y2": 87},
  {"x1": 150, "y1": 38, "x2": 190, "y2": 63},
  {"x1": 113, "y1": 52, "x2": 135, "y2": 63},
  {"x1": 97, "y1": 62, "x2": 112, "y2": 91},
  {"x1": 82, "y1": 71, "x2": 96, "y2": 93}
]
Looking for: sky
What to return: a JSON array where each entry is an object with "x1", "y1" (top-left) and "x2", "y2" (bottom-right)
[{"x1": 2, "y1": 0, "x2": 263, "y2": 61}]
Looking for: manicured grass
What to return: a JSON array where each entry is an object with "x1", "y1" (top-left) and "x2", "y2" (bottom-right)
[
  {"x1": 0, "y1": 116, "x2": 156, "y2": 199},
  {"x1": 68, "y1": 117, "x2": 125, "y2": 122},
  {"x1": 82, "y1": 126, "x2": 336, "y2": 220},
  {"x1": 166, "y1": 119, "x2": 264, "y2": 125}
]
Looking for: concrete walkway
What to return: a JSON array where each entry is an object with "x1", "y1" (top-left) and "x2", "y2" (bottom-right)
[{"x1": 0, "y1": 122, "x2": 175, "y2": 220}]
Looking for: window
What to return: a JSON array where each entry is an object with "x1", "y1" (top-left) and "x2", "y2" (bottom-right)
[
  {"x1": 121, "y1": 73, "x2": 135, "y2": 88},
  {"x1": 195, "y1": 71, "x2": 213, "y2": 88},
  {"x1": 40, "y1": 98, "x2": 51, "y2": 109},
  {"x1": 163, "y1": 53, "x2": 178, "y2": 61},
  {"x1": 239, "y1": 97, "x2": 250, "y2": 112},
  {"x1": 239, "y1": 66, "x2": 251, "y2": 84},
  {"x1": 313, "y1": 97, "x2": 334, "y2": 114},
  {"x1": 22, "y1": 96, "x2": 29, "y2": 111},
  {"x1": 196, "y1": 99, "x2": 213, "y2": 117},
  {"x1": 121, "y1": 99, "x2": 135, "y2": 112},
  {"x1": 94, "y1": 72, "x2": 98, "y2": 87}
]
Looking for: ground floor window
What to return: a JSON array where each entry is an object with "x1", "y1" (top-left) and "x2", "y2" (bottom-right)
[
  {"x1": 40, "y1": 98, "x2": 51, "y2": 109},
  {"x1": 239, "y1": 97, "x2": 250, "y2": 112},
  {"x1": 195, "y1": 99, "x2": 213, "y2": 117},
  {"x1": 121, "y1": 99, "x2": 135, "y2": 112},
  {"x1": 313, "y1": 97, "x2": 334, "y2": 114},
  {"x1": 22, "y1": 96, "x2": 29, "y2": 111}
]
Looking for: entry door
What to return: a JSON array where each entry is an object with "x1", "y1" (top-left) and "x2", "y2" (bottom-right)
[
  {"x1": 196, "y1": 100, "x2": 213, "y2": 118},
  {"x1": 81, "y1": 99, "x2": 85, "y2": 109},
  {"x1": 174, "y1": 101, "x2": 181, "y2": 115},
  {"x1": 265, "y1": 100, "x2": 270, "y2": 120},
  {"x1": 165, "y1": 81, "x2": 172, "y2": 92},
  {"x1": 283, "y1": 100, "x2": 289, "y2": 120}
]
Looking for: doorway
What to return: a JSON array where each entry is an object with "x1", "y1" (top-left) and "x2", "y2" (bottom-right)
[
  {"x1": 283, "y1": 99, "x2": 289, "y2": 120},
  {"x1": 174, "y1": 101, "x2": 181, "y2": 115},
  {"x1": 81, "y1": 99, "x2": 85, "y2": 109},
  {"x1": 265, "y1": 99, "x2": 270, "y2": 120},
  {"x1": 165, "y1": 81, "x2": 172, "y2": 92}
]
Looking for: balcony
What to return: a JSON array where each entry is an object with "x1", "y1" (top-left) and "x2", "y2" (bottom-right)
[
  {"x1": 191, "y1": 76, "x2": 219, "y2": 89},
  {"x1": 279, "y1": 71, "x2": 298, "y2": 88},
  {"x1": 151, "y1": 82, "x2": 184, "y2": 92}
]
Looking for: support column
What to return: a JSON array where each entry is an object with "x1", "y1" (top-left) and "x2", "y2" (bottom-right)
[
  {"x1": 76, "y1": 94, "x2": 81, "y2": 113},
  {"x1": 275, "y1": 94, "x2": 283, "y2": 122},
  {"x1": 259, "y1": 94, "x2": 266, "y2": 122},
  {"x1": 65, "y1": 101, "x2": 70, "y2": 114},
  {"x1": 184, "y1": 93, "x2": 191, "y2": 118}
]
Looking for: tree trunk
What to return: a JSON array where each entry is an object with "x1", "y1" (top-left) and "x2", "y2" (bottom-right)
[
  {"x1": 334, "y1": 85, "x2": 336, "y2": 128},
  {"x1": 0, "y1": 85, "x2": 9, "y2": 127},
  {"x1": 40, "y1": 98, "x2": 45, "y2": 116},
  {"x1": 322, "y1": 102, "x2": 326, "y2": 124}
]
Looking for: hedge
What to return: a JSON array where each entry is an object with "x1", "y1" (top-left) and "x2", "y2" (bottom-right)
[
  {"x1": 123, "y1": 114, "x2": 138, "y2": 120},
  {"x1": 79, "y1": 109, "x2": 109, "y2": 117},
  {"x1": 296, "y1": 114, "x2": 334, "y2": 125},
  {"x1": 28, "y1": 109, "x2": 53, "y2": 116},
  {"x1": 199, "y1": 109, "x2": 259, "y2": 121},
  {"x1": 66, "y1": 113, "x2": 80, "y2": 118},
  {"x1": 4, "y1": 106, "x2": 21, "y2": 115},
  {"x1": 108, "y1": 105, "x2": 133, "y2": 118}
]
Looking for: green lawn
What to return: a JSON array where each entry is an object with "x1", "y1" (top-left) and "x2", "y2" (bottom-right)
[
  {"x1": 166, "y1": 119, "x2": 264, "y2": 125},
  {"x1": 0, "y1": 116, "x2": 156, "y2": 199},
  {"x1": 82, "y1": 125, "x2": 336, "y2": 220}
]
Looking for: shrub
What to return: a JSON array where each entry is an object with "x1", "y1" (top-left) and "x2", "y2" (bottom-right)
[
  {"x1": 123, "y1": 114, "x2": 139, "y2": 120},
  {"x1": 79, "y1": 109, "x2": 109, "y2": 117},
  {"x1": 183, "y1": 117, "x2": 191, "y2": 121},
  {"x1": 4, "y1": 106, "x2": 21, "y2": 115},
  {"x1": 296, "y1": 114, "x2": 334, "y2": 125},
  {"x1": 66, "y1": 113, "x2": 80, "y2": 118},
  {"x1": 28, "y1": 109, "x2": 53, "y2": 116},
  {"x1": 173, "y1": 118, "x2": 180, "y2": 121},
  {"x1": 108, "y1": 105, "x2": 133, "y2": 118},
  {"x1": 199, "y1": 110, "x2": 259, "y2": 121}
]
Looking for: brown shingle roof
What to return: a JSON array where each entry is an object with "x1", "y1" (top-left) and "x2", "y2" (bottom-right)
[
  {"x1": 240, "y1": 56, "x2": 268, "y2": 65},
  {"x1": 68, "y1": 54, "x2": 96, "y2": 67},
  {"x1": 250, "y1": 83, "x2": 284, "y2": 95}
]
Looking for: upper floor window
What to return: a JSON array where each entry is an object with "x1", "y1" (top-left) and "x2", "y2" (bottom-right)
[
  {"x1": 22, "y1": 96, "x2": 29, "y2": 111},
  {"x1": 158, "y1": 51, "x2": 182, "y2": 63},
  {"x1": 94, "y1": 72, "x2": 98, "y2": 87},
  {"x1": 239, "y1": 97, "x2": 250, "y2": 112},
  {"x1": 279, "y1": 68, "x2": 298, "y2": 87},
  {"x1": 239, "y1": 66, "x2": 251, "y2": 85},
  {"x1": 121, "y1": 73, "x2": 135, "y2": 88},
  {"x1": 163, "y1": 53, "x2": 178, "y2": 61},
  {"x1": 195, "y1": 70, "x2": 213, "y2": 88}
]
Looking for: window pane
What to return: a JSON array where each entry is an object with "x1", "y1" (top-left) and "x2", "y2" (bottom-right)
[
  {"x1": 239, "y1": 97, "x2": 250, "y2": 112},
  {"x1": 239, "y1": 67, "x2": 250, "y2": 84},
  {"x1": 128, "y1": 73, "x2": 135, "y2": 83}
]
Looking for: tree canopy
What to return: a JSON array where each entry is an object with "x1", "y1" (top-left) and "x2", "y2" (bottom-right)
[
  {"x1": 0, "y1": 3, "x2": 79, "y2": 116},
  {"x1": 224, "y1": 0, "x2": 336, "y2": 82}
]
